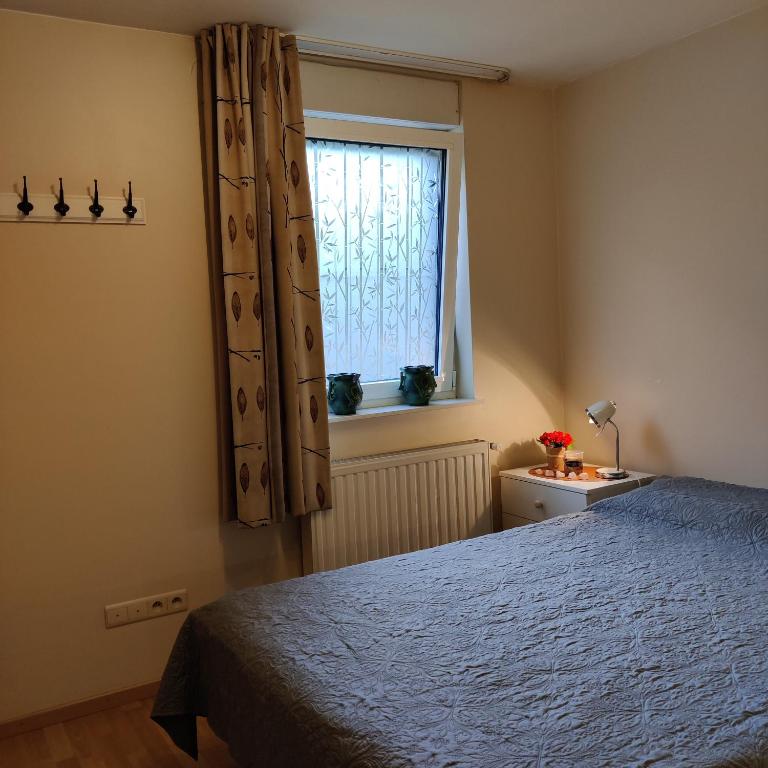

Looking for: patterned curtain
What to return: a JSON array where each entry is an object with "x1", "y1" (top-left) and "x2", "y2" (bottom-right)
[{"x1": 199, "y1": 24, "x2": 331, "y2": 526}]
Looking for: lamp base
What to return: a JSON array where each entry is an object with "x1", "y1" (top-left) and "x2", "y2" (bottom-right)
[{"x1": 596, "y1": 467, "x2": 629, "y2": 480}]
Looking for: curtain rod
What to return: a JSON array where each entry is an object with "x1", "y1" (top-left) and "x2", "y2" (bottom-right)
[{"x1": 292, "y1": 35, "x2": 511, "y2": 83}]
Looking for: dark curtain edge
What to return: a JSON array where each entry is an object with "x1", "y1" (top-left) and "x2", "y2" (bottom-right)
[
  {"x1": 196, "y1": 31, "x2": 238, "y2": 523},
  {"x1": 250, "y1": 24, "x2": 290, "y2": 522}
]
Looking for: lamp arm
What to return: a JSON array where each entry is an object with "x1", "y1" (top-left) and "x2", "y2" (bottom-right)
[{"x1": 607, "y1": 418, "x2": 620, "y2": 470}]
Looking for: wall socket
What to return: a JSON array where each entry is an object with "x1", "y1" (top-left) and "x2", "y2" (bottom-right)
[{"x1": 105, "y1": 589, "x2": 188, "y2": 629}]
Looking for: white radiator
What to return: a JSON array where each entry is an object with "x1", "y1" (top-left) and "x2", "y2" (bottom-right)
[{"x1": 302, "y1": 440, "x2": 492, "y2": 573}]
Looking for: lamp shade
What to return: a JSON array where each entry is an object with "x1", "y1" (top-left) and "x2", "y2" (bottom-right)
[
  {"x1": 585, "y1": 400, "x2": 617, "y2": 429},
  {"x1": 584, "y1": 399, "x2": 628, "y2": 479}
]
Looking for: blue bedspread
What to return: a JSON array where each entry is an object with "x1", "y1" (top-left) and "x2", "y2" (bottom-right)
[{"x1": 153, "y1": 476, "x2": 768, "y2": 767}]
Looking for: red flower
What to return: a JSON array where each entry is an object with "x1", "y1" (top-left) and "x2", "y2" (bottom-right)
[{"x1": 537, "y1": 430, "x2": 573, "y2": 449}]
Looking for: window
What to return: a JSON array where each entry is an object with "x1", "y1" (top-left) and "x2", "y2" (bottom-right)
[
  {"x1": 306, "y1": 118, "x2": 462, "y2": 406},
  {"x1": 307, "y1": 139, "x2": 444, "y2": 383}
]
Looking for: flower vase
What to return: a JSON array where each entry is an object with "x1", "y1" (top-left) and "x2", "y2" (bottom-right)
[{"x1": 546, "y1": 446, "x2": 566, "y2": 473}]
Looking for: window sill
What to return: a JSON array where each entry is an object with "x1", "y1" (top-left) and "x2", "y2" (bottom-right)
[{"x1": 328, "y1": 398, "x2": 481, "y2": 425}]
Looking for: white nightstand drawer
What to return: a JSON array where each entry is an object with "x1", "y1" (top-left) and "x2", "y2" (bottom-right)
[
  {"x1": 501, "y1": 477, "x2": 586, "y2": 522},
  {"x1": 502, "y1": 513, "x2": 534, "y2": 530}
]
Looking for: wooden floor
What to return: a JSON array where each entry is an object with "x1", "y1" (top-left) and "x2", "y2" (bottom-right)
[{"x1": 0, "y1": 699, "x2": 237, "y2": 767}]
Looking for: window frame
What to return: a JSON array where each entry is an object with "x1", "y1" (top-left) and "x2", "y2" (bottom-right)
[{"x1": 305, "y1": 117, "x2": 463, "y2": 406}]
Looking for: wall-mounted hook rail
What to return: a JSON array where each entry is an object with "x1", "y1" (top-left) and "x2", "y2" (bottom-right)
[
  {"x1": 17, "y1": 176, "x2": 34, "y2": 216},
  {"x1": 1, "y1": 180, "x2": 146, "y2": 225}
]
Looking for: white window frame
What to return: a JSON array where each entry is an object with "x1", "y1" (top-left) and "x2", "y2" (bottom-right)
[{"x1": 305, "y1": 117, "x2": 463, "y2": 407}]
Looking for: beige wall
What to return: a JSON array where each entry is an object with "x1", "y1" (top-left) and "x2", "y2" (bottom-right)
[
  {"x1": 7, "y1": 0, "x2": 764, "y2": 727},
  {"x1": 330, "y1": 77, "x2": 562, "y2": 470},
  {"x1": 301, "y1": 60, "x2": 460, "y2": 127},
  {"x1": 0, "y1": 11, "x2": 561, "y2": 720},
  {"x1": 0, "y1": 12, "x2": 302, "y2": 722},
  {"x1": 556, "y1": 7, "x2": 768, "y2": 487}
]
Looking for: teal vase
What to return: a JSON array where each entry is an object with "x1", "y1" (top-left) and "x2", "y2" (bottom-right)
[
  {"x1": 399, "y1": 365, "x2": 437, "y2": 406},
  {"x1": 327, "y1": 373, "x2": 363, "y2": 416}
]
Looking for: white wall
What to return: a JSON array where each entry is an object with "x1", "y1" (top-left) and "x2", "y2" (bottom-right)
[
  {"x1": 556, "y1": 6, "x2": 768, "y2": 486},
  {"x1": 329, "y1": 77, "x2": 563, "y2": 475},
  {"x1": 6, "y1": 1, "x2": 765, "y2": 726},
  {"x1": 301, "y1": 60, "x2": 460, "y2": 126},
  {"x1": 0, "y1": 11, "x2": 302, "y2": 722},
  {"x1": 0, "y1": 11, "x2": 561, "y2": 721}
]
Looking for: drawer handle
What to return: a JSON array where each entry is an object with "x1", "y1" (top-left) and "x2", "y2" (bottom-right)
[{"x1": 533, "y1": 500, "x2": 544, "y2": 509}]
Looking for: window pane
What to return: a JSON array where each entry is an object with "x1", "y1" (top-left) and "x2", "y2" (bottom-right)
[{"x1": 307, "y1": 138, "x2": 445, "y2": 383}]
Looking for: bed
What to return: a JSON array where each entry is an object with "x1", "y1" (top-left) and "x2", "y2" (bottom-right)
[{"x1": 152, "y1": 476, "x2": 768, "y2": 767}]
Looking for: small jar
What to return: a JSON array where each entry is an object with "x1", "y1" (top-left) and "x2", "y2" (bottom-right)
[{"x1": 564, "y1": 449, "x2": 584, "y2": 474}]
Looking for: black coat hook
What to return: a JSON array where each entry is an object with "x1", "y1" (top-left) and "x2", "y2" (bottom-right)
[
  {"x1": 17, "y1": 176, "x2": 34, "y2": 216},
  {"x1": 53, "y1": 178, "x2": 69, "y2": 217},
  {"x1": 123, "y1": 180, "x2": 137, "y2": 219},
  {"x1": 89, "y1": 179, "x2": 104, "y2": 218}
]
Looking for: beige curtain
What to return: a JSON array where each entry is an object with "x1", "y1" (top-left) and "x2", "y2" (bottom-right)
[{"x1": 199, "y1": 23, "x2": 331, "y2": 526}]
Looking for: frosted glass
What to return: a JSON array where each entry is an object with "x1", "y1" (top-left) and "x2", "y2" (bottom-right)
[{"x1": 307, "y1": 139, "x2": 445, "y2": 382}]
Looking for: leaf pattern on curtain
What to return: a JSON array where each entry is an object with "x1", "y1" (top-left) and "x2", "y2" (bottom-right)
[
  {"x1": 200, "y1": 23, "x2": 332, "y2": 526},
  {"x1": 306, "y1": 139, "x2": 445, "y2": 382}
]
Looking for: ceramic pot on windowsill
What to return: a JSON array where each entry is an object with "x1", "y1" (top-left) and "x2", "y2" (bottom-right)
[
  {"x1": 327, "y1": 373, "x2": 363, "y2": 416},
  {"x1": 399, "y1": 365, "x2": 437, "y2": 406},
  {"x1": 546, "y1": 446, "x2": 566, "y2": 473}
]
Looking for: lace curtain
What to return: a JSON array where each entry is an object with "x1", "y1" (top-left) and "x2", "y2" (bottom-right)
[{"x1": 307, "y1": 139, "x2": 445, "y2": 382}]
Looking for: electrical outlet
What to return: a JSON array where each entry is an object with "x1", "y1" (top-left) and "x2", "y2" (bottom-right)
[
  {"x1": 167, "y1": 589, "x2": 188, "y2": 614},
  {"x1": 105, "y1": 604, "x2": 128, "y2": 628},
  {"x1": 147, "y1": 596, "x2": 168, "y2": 616},
  {"x1": 126, "y1": 599, "x2": 148, "y2": 622},
  {"x1": 105, "y1": 588, "x2": 188, "y2": 628}
]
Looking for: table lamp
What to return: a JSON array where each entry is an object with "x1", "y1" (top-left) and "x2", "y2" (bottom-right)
[{"x1": 585, "y1": 400, "x2": 628, "y2": 480}]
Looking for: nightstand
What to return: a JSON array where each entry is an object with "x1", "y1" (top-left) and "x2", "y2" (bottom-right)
[{"x1": 499, "y1": 465, "x2": 656, "y2": 529}]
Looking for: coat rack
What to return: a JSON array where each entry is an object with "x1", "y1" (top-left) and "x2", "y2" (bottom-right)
[{"x1": 1, "y1": 178, "x2": 146, "y2": 224}]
